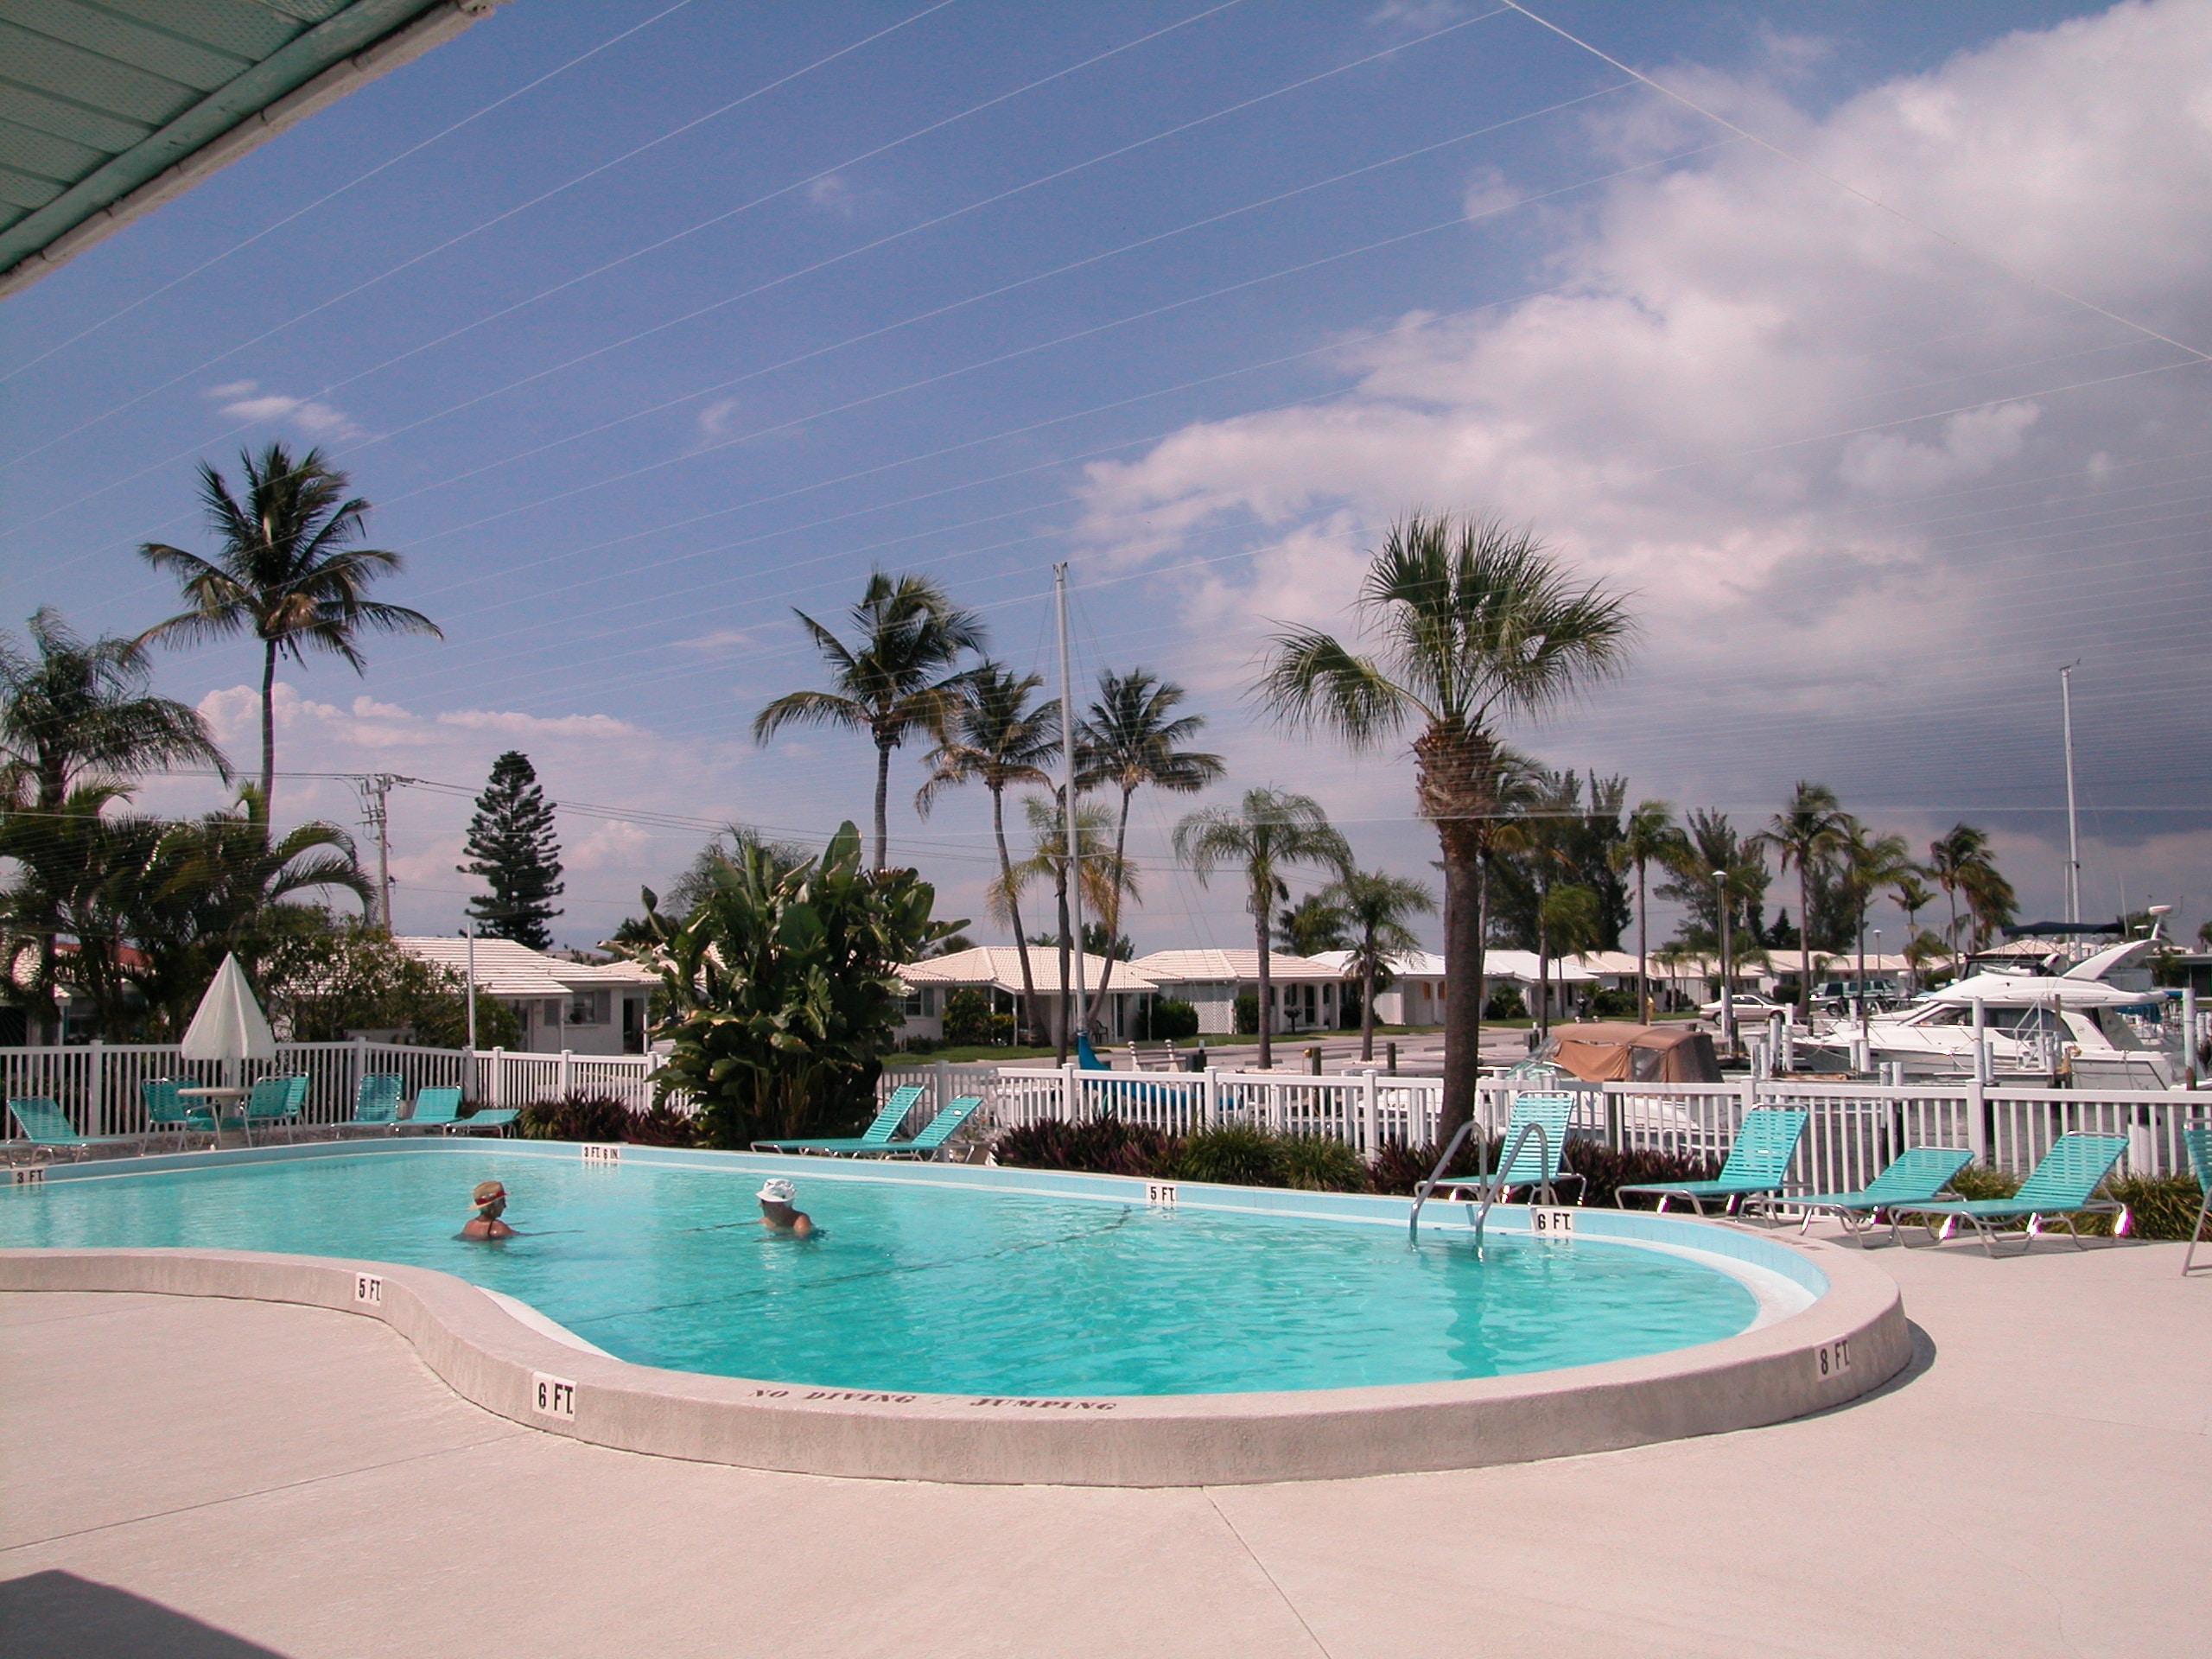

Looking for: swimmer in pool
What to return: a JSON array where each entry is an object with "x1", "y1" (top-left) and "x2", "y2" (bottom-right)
[
  {"x1": 757, "y1": 1177, "x2": 814, "y2": 1238},
  {"x1": 461, "y1": 1179, "x2": 514, "y2": 1240}
]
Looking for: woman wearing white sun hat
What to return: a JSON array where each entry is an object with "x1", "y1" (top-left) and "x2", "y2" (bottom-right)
[{"x1": 757, "y1": 1177, "x2": 814, "y2": 1238}]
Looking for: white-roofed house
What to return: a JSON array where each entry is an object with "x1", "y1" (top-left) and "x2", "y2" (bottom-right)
[
  {"x1": 391, "y1": 938, "x2": 657, "y2": 1056},
  {"x1": 1126, "y1": 950, "x2": 1351, "y2": 1036},
  {"x1": 893, "y1": 948, "x2": 1159, "y2": 1046}
]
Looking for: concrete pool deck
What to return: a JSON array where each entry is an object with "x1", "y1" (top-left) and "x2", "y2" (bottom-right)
[{"x1": 5, "y1": 1233, "x2": 2207, "y2": 1658}]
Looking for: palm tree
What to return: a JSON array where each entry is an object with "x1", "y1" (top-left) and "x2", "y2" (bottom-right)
[
  {"x1": 1325, "y1": 868, "x2": 1434, "y2": 1061},
  {"x1": 1927, "y1": 823, "x2": 1997, "y2": 966},
  {"x1": 2, "y1": 609, "x2": 232, "y2": 1038},
  {"x1": 137, "y1": 443, "x2": 439, "y2": 816},
  {"x1": 131, "y1": 787, "x2": 371, "y2": 1030},
  {"x1": 1834, "y1": 817, "x2": 1912, "y2": 1039},
  {"x1": 1750, "y1": 781, "x2": 1847, "y2": 1020},
  {"x1": 753, "y1": 571, "x2": 984, "y2": 871},
  {"x1": 1961, "y1": 857, "x2": 2018, "y2": 952},
  {"x1": 1608, "y1": 799, "x2": 1678, "y2": 1022},
  {"x1": 1077, "y1": 668, "x2": 1224, "y2": 1007},
  {"x1": 1890, "y1": 870, "x2": 1936, "y2": 994},
  {"x1": 995, "y1": 793, "x2": 1126, "y2": 1058},
  {"x1": 918, "y1": 662, "x2": 1059, "y2": 1039},
  {"x1": 1258, "y1": 513, "x2": 1633, "y2": 1132},
  {"x1": 1173, "y1": 787, "x2": 1351, "y2": 1071}
]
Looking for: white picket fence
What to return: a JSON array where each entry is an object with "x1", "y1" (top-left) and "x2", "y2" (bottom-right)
[
  {"x1": 0, "y1": 1042, "x2": 664, "y2": 1137},
  {"x1": 880, "y1": 1060, "x2": 2212, "y2": 1190}
]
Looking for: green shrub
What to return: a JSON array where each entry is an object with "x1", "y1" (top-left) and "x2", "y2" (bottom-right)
[
  {"x1": 1483, "y1": 986, "x2": 1528, "y2": 1020},
  {"x1": 1590, "y1": 987, "x2": 1639, "y2": 1018},
  {"x1": 1278, "y1": 1133, "x2": 1366, "y2": 1192},
  {"x1": 1562, "y1": 1142, "x2": 1722, "y2": 1209},
  {"x1": 992, "y1": 1116, "x2": 1177, "y2": 1178},
  {"x1": 943, "y1": 988, "x2": 1014, "y2": 1046},
  {"x1": 1172, "y1": 1124, "x2": 1282, "y2": 1186},
  {"x1": 1147, "y1": 998, "x2": 1199, "y2": 1040},
  {"x1": 516, "y1": 1093, "x2": 701, "y2": 1147},
  {"x1": 2109, "y1": 1173, "x2": 2208, "y2": 1241},
  {"x1": 1894, "y1": 1164, "x2": 2205, "y2": 1241},
  {"x1": 1233, "y1": 993, "x2": 1259, "y2": 1035}
]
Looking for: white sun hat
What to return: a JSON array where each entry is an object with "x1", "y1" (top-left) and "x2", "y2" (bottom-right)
[{"x1": 757, "y1": 1178, "x2": 797, "y2": 1205}]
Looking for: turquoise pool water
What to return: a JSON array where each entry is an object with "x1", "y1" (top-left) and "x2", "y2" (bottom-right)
[{"x1": 2, "y1": 1150, "x2": 1761, "y2": 1396}]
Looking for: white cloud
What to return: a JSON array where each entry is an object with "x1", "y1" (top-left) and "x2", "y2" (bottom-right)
[
  {"x1": 206, "y1": 379, "x2": 364, "y2": 440},
  {"x1": 1070, "y1": 0, "x2": 2212, "y2": 920},
  {"x1": 435, "y1": 709, "x2": 641, "y2": 740},
  {"x1": 805, "y1": 174, "x2": 857, "y2": 216},
  {"x1": 567, "y1": 820, "x2": 652, "y2": 872}
]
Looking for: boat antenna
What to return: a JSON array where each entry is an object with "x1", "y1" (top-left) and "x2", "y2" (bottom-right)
[{"x1": 2059, "y1": 662, "x2": 2082, "y2": 929}]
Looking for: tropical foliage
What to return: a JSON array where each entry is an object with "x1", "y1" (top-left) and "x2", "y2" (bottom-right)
[
  {"x1": 137, "y1": 442, "x2": 439, "y2": 813},
  {"x1": 1326, "y1": 868, "x2": 1434, "y2": 1060},
  {"x1": 1173, "y1": 786, "x2": 1350, "y2": 1071},
  {"x1": 1258, "y1": 514, "x2": 1633, "y2": 1131},
  {"x1": 753, "y1": 570, "x2": 984, "y2": 872},
  {"x1": 626, "y1": 822, "x2": 962, "y2": 1149},
  {"x1": 260, "y1": 918, "x2": 519, "y2": 1047},
  {"x1": 918, "y1": 660, "x2": 1058, "y2": 1039}
]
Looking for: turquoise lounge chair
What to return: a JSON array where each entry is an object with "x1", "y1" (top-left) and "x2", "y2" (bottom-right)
[
  {"x1": 343, "y1": 1074, "x2": 404, "y2": 1136},
  {"x1": 405, "y1": 1086, "x2": 517, "y2": 1135},
  {"x1": 7, "y1": 1097, "x2": 129, "y2": 1164},
  {"x1": 1616, "y1": 1107, "x2": 1809, "y2": 1217},
  {"x1": 855, "y1": 1096, "x2": 983, "y2": 1161},
  {"x1": 1431, "y1": 1093, "x2": 1581, "y2": 1206},
  {"x1": 142, "y1": 1077, "x2": 217, "y2": 1150},
  {"x1": 752, "y1": 1085, "x2": 925, "y2": 1154},
  {"x1": 1789, "y1": 1146, "x2": 1973, "y2": 1245},
  {"x1": 1893, "y1": 1132, "x2": 2130, "y2": 1256},
  {"x1": 2183, "y1": 1126, "x2": 2211, "y2": 1276},
  {"x1": 238, "y1": 1075, "x2": 304, "y2": 1146}
]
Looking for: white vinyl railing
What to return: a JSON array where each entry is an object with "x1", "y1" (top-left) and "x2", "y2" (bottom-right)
[
  {"x1": 888, "y1": 1059, "x2": 2212, "y2": 1185},
  {"x1": 1, "y1": 1041, "x2": 665, "y2": 1137}
]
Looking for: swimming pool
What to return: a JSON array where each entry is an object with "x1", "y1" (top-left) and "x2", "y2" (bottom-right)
[{"x1": 2, "y1": 1142, "x2": 1772, "y2": 1397}]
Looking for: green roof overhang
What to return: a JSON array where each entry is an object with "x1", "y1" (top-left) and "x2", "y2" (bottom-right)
[{"x1": 0, "y1": 0, "x2": 505, "y2": 300}]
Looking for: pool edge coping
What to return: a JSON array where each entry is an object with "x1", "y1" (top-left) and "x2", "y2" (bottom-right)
[{"x1": 0, "y1": 1147, "x2": 1907, "y2": 1485}]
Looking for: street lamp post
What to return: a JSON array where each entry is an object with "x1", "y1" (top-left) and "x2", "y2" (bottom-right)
[{"x1": 1713, "y1": 869, "x2": 1733, "y2": 1056}]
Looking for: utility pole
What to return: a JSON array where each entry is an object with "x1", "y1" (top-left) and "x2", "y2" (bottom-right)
[
  {"x1": 348, "y1": 773, "x2": 416, "y2": 931},
  {"x1": 2060, "y1": 663, "x2": 2081, "y2": 927},
  {"x1": 1054, "y1": 563, "x2": 1088, "y2": 1049}
]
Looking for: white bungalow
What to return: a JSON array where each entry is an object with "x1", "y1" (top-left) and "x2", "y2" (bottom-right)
[
  {"x1": 1127, "y1": 949, "x2": 1351, "y2": 1035},
  {"x1": 893, "y1": 948, "x2": 1159, "y2": 1046},
  {"x1": 391, "y1": 937, "x2": 656, "y2": 1056},
  {"x1": 1308, "y1": 949, "x2": 1599, "y2": 1026}
]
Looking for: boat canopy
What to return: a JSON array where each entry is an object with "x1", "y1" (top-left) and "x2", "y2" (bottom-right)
[{"x1": 1542, "y1": 1023, "x2": 1721, "y2": 1084}]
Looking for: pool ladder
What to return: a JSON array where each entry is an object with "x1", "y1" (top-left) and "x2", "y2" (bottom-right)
[{"x1": 1408, "y1": 1119, "x2": 1552, "y2": 1249}]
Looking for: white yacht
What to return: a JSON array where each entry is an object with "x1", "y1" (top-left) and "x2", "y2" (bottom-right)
[{"x1": 1797, "y1": 935, "x2": 2174, "y2": 1088}]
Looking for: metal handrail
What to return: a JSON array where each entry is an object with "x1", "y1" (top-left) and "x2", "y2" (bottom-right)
[{"x1": 1408, "y1": 1118, "x2": 1552, "y2": 1246}]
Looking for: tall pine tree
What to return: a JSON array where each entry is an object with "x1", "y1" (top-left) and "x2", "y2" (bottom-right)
[{"x1": 460, "y1": 751, "x2": 564, "y2": 949}]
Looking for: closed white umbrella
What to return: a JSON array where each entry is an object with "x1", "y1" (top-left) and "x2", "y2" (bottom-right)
[{"x1": 181, "y1": 954, "x2": 277, "y2": 1065}]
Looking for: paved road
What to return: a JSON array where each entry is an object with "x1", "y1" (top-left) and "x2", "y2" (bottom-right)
[{"x1": 5, "y1": 1234, "x2": 2206, "y2": 1657}]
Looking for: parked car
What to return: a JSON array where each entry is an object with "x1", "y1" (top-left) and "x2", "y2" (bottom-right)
[
  {"x1": 1810, "y1": 978, "x2": 1902, "y2": 1014},
  {"x1": 1698, "y1": 990, "x2": 1795, "y2": 1026}
]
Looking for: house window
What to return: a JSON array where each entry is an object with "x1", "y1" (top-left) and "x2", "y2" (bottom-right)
[
  {"x1": 902, "y1": 987, "x2": 937, "y2": 1018},
  {"x1": 567, "y1": 989, "x2": 611, "y2": 1027}
]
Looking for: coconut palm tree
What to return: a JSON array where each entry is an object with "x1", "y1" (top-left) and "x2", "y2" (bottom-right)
[
  {"x1": 1927, "y1": 823, "x2": 1998, "y2": 963},
  {"x1": 137, "y1": 444, "x2": 439, "y2": 816},
  {"x1": 2, "y1": 609, "x2": 232, "y2": 1038},
  {"x1": 1834, "y1": 817, "x2": 1913, "y2": 1038},
  {"x1": 1259, "y1": 514, "x2": 1633, "y2": 1132},
  {"x1": 1889, "y1": 870, "x2": 1936, "y2": 993},
  {"x1": 1750, "y1": 781, "x2": 1847, "y2": 1020},
  {"x1": 1325, "y1": 868, "x2": 1434, "y2": 1061},
  {"x1": 753, "y1": 570, "x2": 984, "y2": 871},
  {"x1": 1173, "y1": 787, "x2": 1351, "y2": 1071},
  {"x1": 995, "y1": 792, "x2": 1126, "y2": 1059},
  {"x1": 1608, "y1": 798, "x2": 1679, "y2": 1022},
  {"x1": 1077, "y1": 669, "x2": 1224, "y2": 1007},
  {"x1": 917, "y1": 662, "x2": 1059, "y2": 1040}
]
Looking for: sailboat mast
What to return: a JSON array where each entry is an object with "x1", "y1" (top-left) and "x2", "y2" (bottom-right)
[
  {"x1": 2060, "y1": 663, "x2": 2081, "y2": 927},
  {"x1": 1054, "y1": 564, "x2": 1088, "y2": 1042}
]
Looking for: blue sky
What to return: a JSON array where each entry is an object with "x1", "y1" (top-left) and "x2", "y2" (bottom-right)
[{"x1": 3, "y1": 0, "x2": 2206, "y2": 952}]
